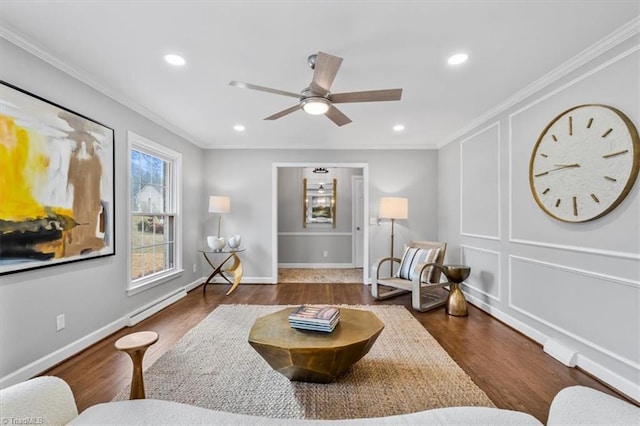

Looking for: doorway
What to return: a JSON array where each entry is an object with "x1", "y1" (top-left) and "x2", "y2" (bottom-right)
[
  {"x1": 272, "y1": 163, "x2": 369, "y2": 284},
  {"x1": 277, "y1": 268, "x2": 363, "y2": 283}
]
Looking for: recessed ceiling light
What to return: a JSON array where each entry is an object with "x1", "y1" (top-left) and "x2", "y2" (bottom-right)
[
  {"x1": 233, "y1": 124, "x2": 245, "y2": 132},
  {"x1": 447, "y1": 53, "x2": 468, "y2": 66},
  {"x1": 393, "y1": 124, "x2": 405, "y2": 132},
  {"x1": 164, "y1": 54, "x2": 186, "y2": 66}
]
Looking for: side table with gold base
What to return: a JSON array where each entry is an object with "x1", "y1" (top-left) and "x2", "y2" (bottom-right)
[{"x1": 199, "y1": 248, "x2": 245, "y2": 296}]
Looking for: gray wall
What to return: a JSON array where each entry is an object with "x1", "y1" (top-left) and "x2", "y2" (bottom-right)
[
  {"x1": 278, "y1": 167, "x2": 360, "y2": 265},
  {"x1": 438, "y1": 35, "x2": 640, "y2": 400},
  {"x1": 0, "y1": 39, "x2": 204, "y2": 384},
  {"x1": 201, "y1": 149, "x2": 439, "y2": 281}
]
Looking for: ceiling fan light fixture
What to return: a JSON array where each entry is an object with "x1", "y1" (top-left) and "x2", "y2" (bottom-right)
[
  {"x1": 301, "y1": 97, "x2": 330, "y2": 115},
  {"x1": 230, "y1": 51, "x2": 402, "y2": 126}
]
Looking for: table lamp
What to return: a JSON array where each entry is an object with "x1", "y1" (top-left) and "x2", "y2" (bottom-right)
[
  {"x1": 379, "y1": 197, "x2": 408, "y2": 276},
  {"x1": 209, "y1": 196, "x2": 230, "y2": 249}
]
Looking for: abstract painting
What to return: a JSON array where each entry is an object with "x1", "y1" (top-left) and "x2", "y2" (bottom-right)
[{"x1": 0, "y1": 81, "x2": 115, "y2": 275}]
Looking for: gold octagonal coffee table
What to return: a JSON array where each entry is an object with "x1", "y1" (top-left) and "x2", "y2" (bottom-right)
[{"x1": 248, "y1": 307, "x2": 384, "y2": 383}]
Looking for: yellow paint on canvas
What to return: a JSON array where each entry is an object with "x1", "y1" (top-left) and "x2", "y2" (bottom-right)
[{"x1": 0, "y1": 114, "x2": 49, "y2": 221}]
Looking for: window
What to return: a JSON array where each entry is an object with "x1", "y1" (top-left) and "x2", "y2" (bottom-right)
[{"x1": 128, "y1": 131, "x2": 182, "y2": 293}]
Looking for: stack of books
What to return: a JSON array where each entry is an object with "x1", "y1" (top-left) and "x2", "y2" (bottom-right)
[{"x1": 288, "y1": 305, "x2": 340, "y2": 333}]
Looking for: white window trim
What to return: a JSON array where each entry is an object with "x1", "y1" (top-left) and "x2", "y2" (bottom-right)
[{"x1": 127, "y1": 131, "x2": 183, "y2": 295}]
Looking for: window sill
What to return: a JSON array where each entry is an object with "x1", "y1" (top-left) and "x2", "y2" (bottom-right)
[{"x1": 127, "y1": 268, "x2": 184, "y2": 296}]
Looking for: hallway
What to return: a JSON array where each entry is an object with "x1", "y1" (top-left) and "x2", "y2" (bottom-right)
[{"x1": 278, "y1": 268, "x2": 363, "y2": 283}]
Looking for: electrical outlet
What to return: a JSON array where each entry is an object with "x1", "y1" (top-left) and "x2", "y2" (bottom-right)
[
  {"x1": 56, "y1": 314, "x2": 65, "y2": 331},
  {"x1": 193, "y1": 263, "x2": 197, "y2": 273},
  {"x1": 323, "y1": 250, "x2": 328, "y2": 258}
]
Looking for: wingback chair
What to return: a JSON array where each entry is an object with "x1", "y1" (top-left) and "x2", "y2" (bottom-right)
[{"x1": 371, "y1": 241, "x2": 447, "y2": 312}]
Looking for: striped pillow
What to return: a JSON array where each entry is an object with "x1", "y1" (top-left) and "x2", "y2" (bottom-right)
[{"x1": 395, "y1": 247, "x2": 440, "y2": 282}]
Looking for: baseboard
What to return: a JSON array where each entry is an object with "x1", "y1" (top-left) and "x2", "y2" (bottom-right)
[
  {"x1": 127, "y1": 287, "x2": 187, "y2": 326},
  {"x1": 0, "y1": 316, "x2": 127, "y2": 389},
  {"x1": 278, "y1": 263, "x2": 355, "y2": 268},
  {"x1": 464, "y1": 292, "x2": 639, "y2": 403},
  {"x1": 185, "y1": 276, "x2": 204, "y2": 292},
  {"x1": 0, "y1": 277, "x2": 203, "y2": 390},
  {"x1": 576, "y1": 353, "x2": 640, "y2": 403},
  {"x1": 465, "y1": 292, "x2": 547, "y2": 344}
]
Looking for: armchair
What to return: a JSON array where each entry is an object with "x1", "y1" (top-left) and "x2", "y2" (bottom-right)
[{"x1": 371, "y1": 241, "x2": 448, "y2": 312}]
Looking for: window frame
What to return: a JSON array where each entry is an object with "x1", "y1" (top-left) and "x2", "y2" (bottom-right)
[{"x1": 127, "y1": 131, "x2": 183, "y2": 295}]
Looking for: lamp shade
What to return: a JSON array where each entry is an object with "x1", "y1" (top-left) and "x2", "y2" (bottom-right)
[
  {"x1": 209, "y1": 196, "x2": 230, "y2": 213},
  {"x1": 379, "y1": 197, "x2": 408, "y2": 219}
]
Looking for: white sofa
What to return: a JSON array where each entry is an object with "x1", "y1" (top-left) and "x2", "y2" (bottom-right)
[{"x1": 1, "y1": 376, "x2": 638, "y2": 425}]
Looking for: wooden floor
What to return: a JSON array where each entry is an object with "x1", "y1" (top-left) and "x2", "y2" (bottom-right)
[{"x1": 42, "y1": 282, "x2": 629, "y2": 423}]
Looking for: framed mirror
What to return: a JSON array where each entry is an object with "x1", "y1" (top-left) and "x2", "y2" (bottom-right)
[{"x1": 303, "y1": 178, "x2": 336, "y2": 228}]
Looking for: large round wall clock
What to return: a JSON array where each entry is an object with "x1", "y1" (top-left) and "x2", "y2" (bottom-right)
[{"x1": 529, "y1": 104, "x2": 640, "y2": 223}]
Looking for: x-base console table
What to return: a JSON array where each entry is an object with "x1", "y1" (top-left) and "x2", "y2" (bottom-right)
[{"x1": 199, "y1": 248, "x2": 245, "y2": 296}]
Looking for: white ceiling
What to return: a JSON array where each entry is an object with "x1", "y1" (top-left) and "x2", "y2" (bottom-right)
[{"x1": 1, "y1": 1, "x2": 638, "y2": 150}]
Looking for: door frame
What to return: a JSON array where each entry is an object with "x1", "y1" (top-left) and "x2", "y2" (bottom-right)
[
  {"x1": 351, "y1": 175, "x2": 364, "y2": 268},
  {"x1": 272, "y1": 162, "x2": 369, "y2": 284}
]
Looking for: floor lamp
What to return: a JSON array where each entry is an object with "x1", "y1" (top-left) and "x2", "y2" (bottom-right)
[{"x1": 379, "y1": 197, "x2": 408, "y2": 276}]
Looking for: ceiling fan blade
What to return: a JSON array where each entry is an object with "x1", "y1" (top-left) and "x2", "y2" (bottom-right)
[
  {"x1": 310, "y1": 52, "x2": 343, "y2": 95},
  {"x1": 325, "y1": 105, "x2": 352, "y2": 127},
  {"x1": 229, "y1": 81, "x2": 300, "y2": 99},
  {"x1": 264, "y1": 104, "x2": 301, "y2": 120},
  {"x1": 331, "y1": 88, "x2": 403, "y2": 103}
]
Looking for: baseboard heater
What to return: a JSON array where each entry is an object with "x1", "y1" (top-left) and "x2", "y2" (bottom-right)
[
  {"x1": 127, "y1": 287, "x2": 187, "y2": 326},
  {"x1": 544, "y1": 338, "x2": 577, "y2": 367}
]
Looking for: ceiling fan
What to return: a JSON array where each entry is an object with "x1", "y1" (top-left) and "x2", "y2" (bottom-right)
[{"x1": 229, "y1": 52, "x2": 403, "y2": 126}]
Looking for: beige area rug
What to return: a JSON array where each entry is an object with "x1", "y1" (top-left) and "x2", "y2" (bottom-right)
[
  {"x1": 278, "y1": 268, "x2": 364, "y2": 283},
  {"x1": 114, "y1": 305, "x2": 494, "y2": 419}
]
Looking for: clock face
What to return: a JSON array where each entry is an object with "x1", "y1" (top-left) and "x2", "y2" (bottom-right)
[{"x1": 529, "y1": 104, "x2": 640, "y2": 222}]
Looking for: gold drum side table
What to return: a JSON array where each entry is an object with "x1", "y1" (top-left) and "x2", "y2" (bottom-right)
[{"x1": 442, "y1": 265, "x2": 470, "y2": 317}]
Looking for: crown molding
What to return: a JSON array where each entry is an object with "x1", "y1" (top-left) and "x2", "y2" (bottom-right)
[
  {"x1": 208, "y1": 142, "x2": 438, "y2": 150},
  {"x1": 437, "y1": 16, "x2": 640, "y2": 149},
  {"x1": 0, "y1": 21, "x2": 206, "y2": 148}
]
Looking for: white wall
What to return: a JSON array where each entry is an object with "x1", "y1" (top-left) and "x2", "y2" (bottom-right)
[
  {"x1": 438, "y1": 33, "x2": 640, "y2": 400},
  {"x1": 201, "y1": 149, "x2": 439, "y2": 282},
  {"x1": 0, "y1": 39, "x2": 205, "y2": 386}
]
